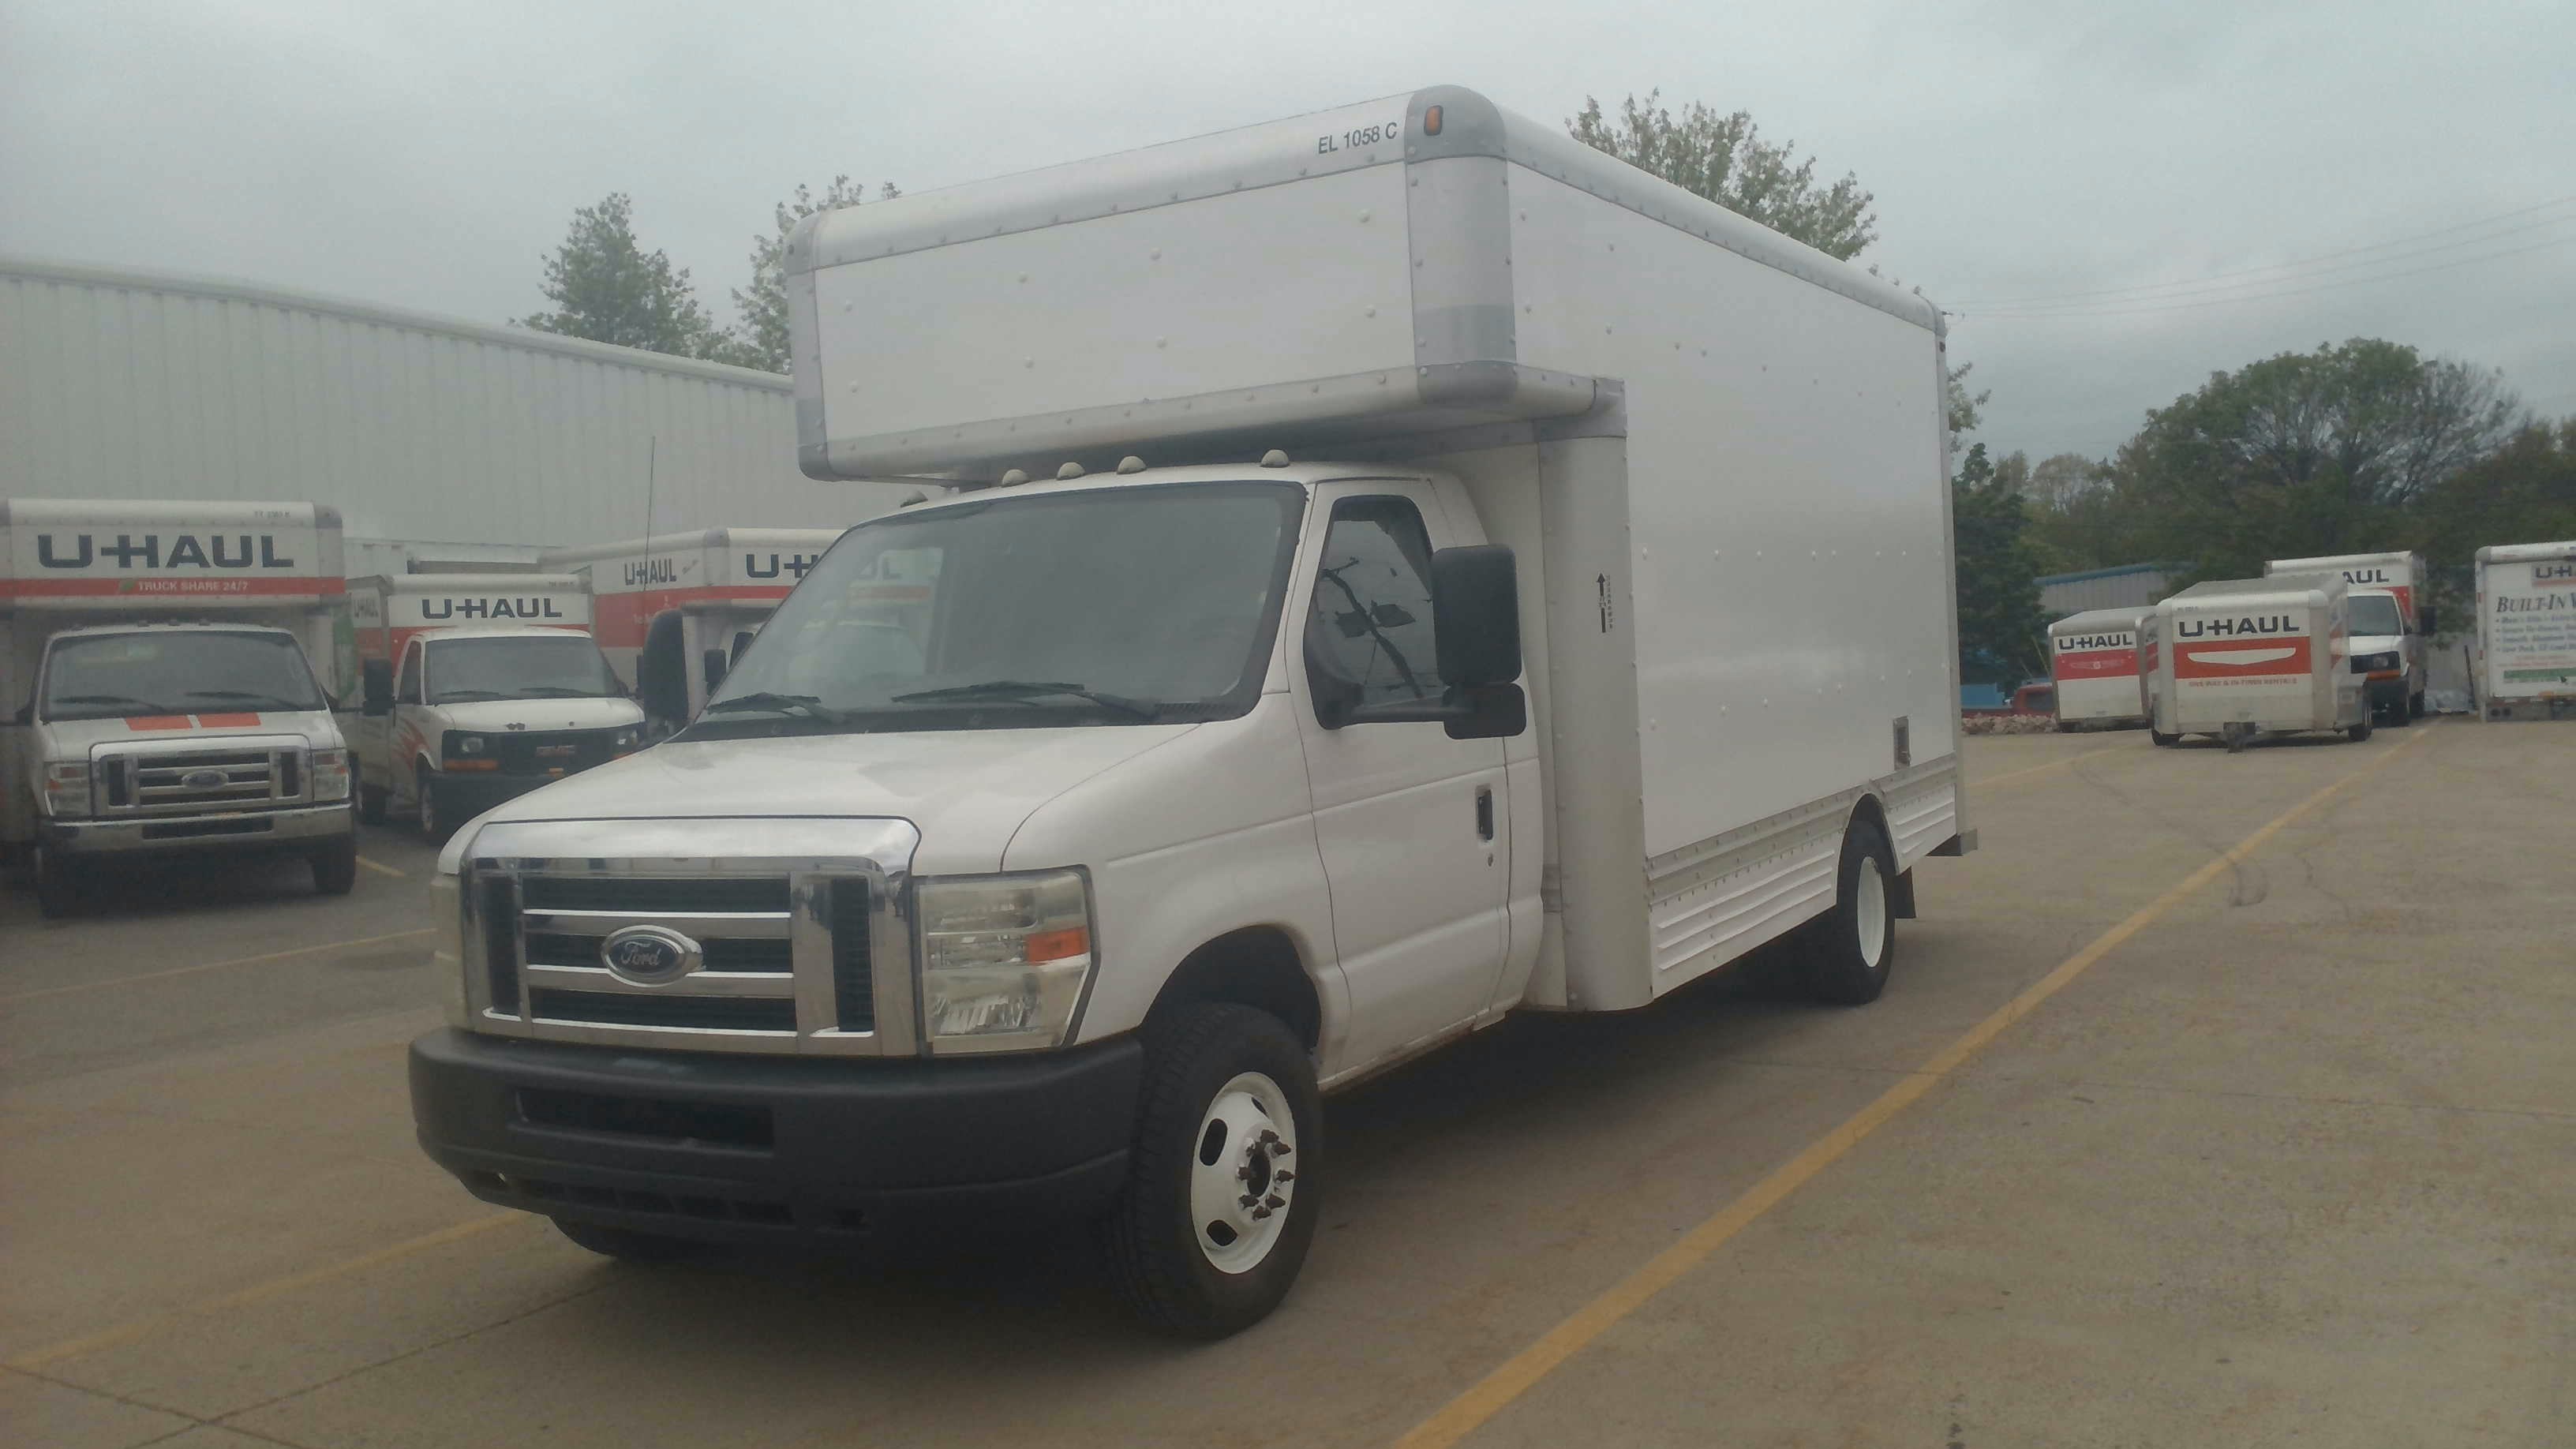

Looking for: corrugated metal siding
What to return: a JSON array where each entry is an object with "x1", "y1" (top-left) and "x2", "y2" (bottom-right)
[
  {"x1": 2039, "y1": 567, "x2": 2172, "y2": 618},
  {"x1": 0, "y1": 259, "x2": 914, "y2": 551}
]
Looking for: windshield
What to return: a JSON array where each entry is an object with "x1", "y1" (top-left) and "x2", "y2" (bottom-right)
[
  {"x1": 428, "y1": 635, "x2": 621, "y2": 703},
  {"x1": 41, "y1": 631, "x2": 327, "y2": 721},
  {"x1": 2349, "y1": 593, "x2": 2405, "y2": 636},
  {"x1": 687, "y1": 481, "x2": 1305, "y2": 736}
]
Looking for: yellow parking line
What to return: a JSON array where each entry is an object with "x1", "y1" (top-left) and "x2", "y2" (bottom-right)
[
  {"x1": 0, "y1": 928, "x2": 435, "y2": 1005},
  {"x1": 7, "y1": 1214, "x2": 525, "y2": 1370},
  {"x1": 1391, "y1": 728, "x2": 2435, "y2": 1449},
  {"x1": 1977, "y1": 743, "x2": 2125, "y2": 789},
  {"x1": 357, "y1": 855, "x2": 406, "y2": 878}
]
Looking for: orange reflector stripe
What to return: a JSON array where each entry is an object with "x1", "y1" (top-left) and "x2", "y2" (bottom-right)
[
  {"x1": 444, "y1": 759, "x2": 500, "y2": 772},
  {"x1": 1024, "y1": 927, "x2": 1090, "y2": 964}
]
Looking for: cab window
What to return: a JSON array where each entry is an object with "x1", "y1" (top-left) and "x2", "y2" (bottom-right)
[
  {"x1": 1305, "y1": 496, "x2": 1441, "y2": 708},
  {"x1": 396, "y1": 645, "x2": 423, "y2": 705}
]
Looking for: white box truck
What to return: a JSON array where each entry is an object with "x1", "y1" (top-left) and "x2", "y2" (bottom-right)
[
  {"x1": 2473, "y1": 541, "x2": 2576, "y2": 721},
  {"x1": 537, "y1": 529, "x2": 849, "y2": 731},
  {"x1": 2146, "y1": 575, "x2": 2372, "y2": 750},
  {"x1": 2, "y1": 500, "x2": 358, "y2": 915},
  {"x1": 2264, "y1": 551, "x2": 2431, "y2": 722},
  {"x1": 2046, "y1": 607, "x2": 2149, "y2": 730},
  {"x1": 340, "y1": 575, "x2": 644, "y2": 840},
  {"x1": 406, "y1": 86, "x2": 1971, "y2": 1335}
]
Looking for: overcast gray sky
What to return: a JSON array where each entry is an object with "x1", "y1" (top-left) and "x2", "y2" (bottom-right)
[{"x1": 6, "y1": 0, "x2": 2570, "y2": 462}]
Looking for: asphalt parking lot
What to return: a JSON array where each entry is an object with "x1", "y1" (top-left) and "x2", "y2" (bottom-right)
[{"x1": 6, "y1": 721, "x2": 2571, "y2": 1449}]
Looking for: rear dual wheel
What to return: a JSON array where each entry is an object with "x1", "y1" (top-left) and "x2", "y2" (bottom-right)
[{"x1": 1801, "y1": 817, "x2": 1897, "y2": 1005}]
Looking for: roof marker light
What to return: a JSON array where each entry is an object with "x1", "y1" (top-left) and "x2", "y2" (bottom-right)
[
  {"x1": 1424, "y1": 105, "x2": 1443, "y2": 137},
  {"x1": 1057, "y1": 462, "x2": 1085, "y2": 480},
  {"x1": 998, "y1": 470, "x2": 1029, "y2": 487},
  {"x1": 1260, "y1": 450, "x2": 1290, "y2": 468},
  {"x1": 1117, "y1": 455, "x2": 1147, "y2": 474}
]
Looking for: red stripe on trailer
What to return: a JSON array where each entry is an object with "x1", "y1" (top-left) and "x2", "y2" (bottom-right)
[
  {"x1": 0, "y1": 576, "x2": 346, "y2": 598},
  {"x1": 2174, "y1": 637, "x2": 2314, "y2": 680},
  {"x1": 2053, "y1": 648, "x2": 2137, "y2": 679}
]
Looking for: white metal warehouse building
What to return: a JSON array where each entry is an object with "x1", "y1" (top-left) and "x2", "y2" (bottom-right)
[{"x1": 0, "y1": 256, "x2": 915, "y2": 571}]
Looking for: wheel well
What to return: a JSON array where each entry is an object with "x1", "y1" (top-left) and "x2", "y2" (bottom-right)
[
  {"x1": 1148, "y1": 927, "x2": 1321, "y2": 1050},
  {"x1": 1848, "y1": 793, "x2": 1891, "y2": 854},
  {"x1": 1848, "y1": 792, "x2": 1915, "y2": 917}
]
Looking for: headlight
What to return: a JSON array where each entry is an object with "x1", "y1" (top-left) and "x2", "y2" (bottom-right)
[
  {"x1": 311, "y1": 747, "x2": 351, "y2": 801},
  {"x1": 612, "y1": 726, "x2": 641, "y2": 750},
  {"x1": 429, "y1": 873, "x2": 467, "y2": 1027},
  {"x1": 42, "y1": 762, "x2": 91, "y2": 818},
  {"x1": 454, "y1": 735, "x2": 486, "y2": 755},
  {"x1": 2351, "y1": 651, "x2": 2399, "y2": 673},
  {"x1": 915, "y1": 869, "x2": 1094, "y2": 1054}
]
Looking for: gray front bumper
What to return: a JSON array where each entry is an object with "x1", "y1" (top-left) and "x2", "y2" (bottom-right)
[{"x1": 43, "y1": 801, "x2": 354, "y2": 856}]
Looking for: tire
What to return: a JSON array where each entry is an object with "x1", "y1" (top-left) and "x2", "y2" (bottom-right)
[
  {"x1": 1800, "y1": 816, "x2": 1897, "y2": 1005},
  {"x1": 2054, "y1": 721, "x2": 2075, "y2": 733},
  {"x1": 310, "y1": 830, "x2": 359, "y2": 896},
  {"x1": 1100, "y1": 1003, "x2": 1322, "y2": 1339},
  {"x1": 552, "y1": 1217, "x2": 705, "y2": 1263},
  {"x1": 2347, "y1": 713, "x2": 2373, "y2": 743},
  {"x1": 360, "y1": 784, "x2": 389, "y2": 826},
  {"x1": 2383, "y1": 700, "x2": 2412, "y2": 728},
  {"x1": 417, "y1": 766, "x2": 450, "y2": 844},
  {"x1": 32, "y1": 838, "x2": 84, "y2": 919},
  {"x1": 2150, "y1": 728, "x2": 2179, "y2": 747},
  {"x1": 2409, "y1": 691, "x2": 2426, "y2": 721}
]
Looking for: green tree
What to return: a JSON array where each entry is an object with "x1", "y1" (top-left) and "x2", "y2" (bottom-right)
[
  {"x1": 1952, "y1": 443, "x2": 2049, "y2": 683},
  {"x1": 519, "y1": 193, "x2": 732, "y2": 361},
  {"x1": 2415, "y1": 419, "x2": 2576, "y2": 614},
  {"x1": 729, "y1": 175, "x2": 899, "y2": 374},
  {"x1": 1568, "y1": 91, "x2": 1875, "y2": 259}
]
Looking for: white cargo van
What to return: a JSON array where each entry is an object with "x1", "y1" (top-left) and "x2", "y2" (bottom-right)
[
  {"x1": 2147, "y1": 575, "x2": 2371, "y2": 749},
  {"x1": 537, "y1": 529, "x2": 848, "y2": 730},
  {"x1": 341, "y1": 575, "x2": 643, "y2": 840},
  {"x1": 2, "y1": 500, "x2": 357, "y2": 915},
  {"x1": 2046, "y1": 607, "x2": 2148, "y2": 730},
  {"x1": 2264, "y1": 552, "x2": 2431, "y2": 721},
  {"x1": 406, "y1": 86, "x2": 1971, "y2": 1335},
  {"x1": 2473, "y1": 541, "x2": 2576, "y2": 721}
]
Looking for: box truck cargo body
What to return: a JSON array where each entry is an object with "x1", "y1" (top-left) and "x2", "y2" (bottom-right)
[
  {"x1": 405, "y1": 85, "x2": 1970, "y2": 1335},
  {"x1": 2473, "y1": 541, "x2": 2576, "y2": 720},
  {"x1": 2265, "y1": 552, "x2": 2429, "y2": 721},
  {"x1": 2, "y1": 500, "x2": 357, "y2": 915},
  {"x1": 538, "y1": 529, "x2": 849, "y2": 728},
  {"x1": 339, "y1": 575, "x2": 642, "y2": 839},
  {"x1": 2047, "y1": 607, "x2": 2148, "y2": 729},
  {"x1": 2148, "y1": 575, "x2": 2370, "y2": 747}
]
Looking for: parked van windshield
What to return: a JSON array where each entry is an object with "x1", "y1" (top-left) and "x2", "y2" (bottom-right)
[
  {"x1": 687, "y1": 481, "x2": 1305, "y2": 735},
  {"x1": 2349, "y1": 593, "x2": 2404, "y2": 636},
  {"x1": 41, "y1": 630, "x2": 327, "y2": 721},
  {"x1": 428, "y1": 635, "x2": 622, "y2": 703}
]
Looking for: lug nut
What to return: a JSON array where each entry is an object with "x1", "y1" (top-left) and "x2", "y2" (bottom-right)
[
  {"x1": 1274, "y1": 1170, "x2": 1295, "y2": 1183},
  {"x1": 1268, "y1": 1140, "x2": 1293, "y2": 1157},
  {"x1": 1263, "y1": 1193, "x2": 1284, "y2": 1209}
]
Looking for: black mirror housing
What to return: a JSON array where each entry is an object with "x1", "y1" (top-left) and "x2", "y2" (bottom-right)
[
  {"x1": 2420, "y1": 604, "x2": 2438, "y2": 635},
  {"x1": 1432, "y1": 545, "x2": 1521, "y2": 688},
  {"x1": 638, "y1": 611, "x2": 690, "y2": 721},
  {"x1": 361, "y1": 658, "x2": 394, "y2": 716},
  {"x1": 702, "y1": 648, "x2": 729, "y2": 692},
  {"x1": 1443, "y1": 683, "x2": 1526, "y2": 740}
]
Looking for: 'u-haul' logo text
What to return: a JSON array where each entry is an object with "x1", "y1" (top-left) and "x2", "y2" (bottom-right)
[
  {"x1": 2177, "y1": 614, "x2": 2297, "y2": 638},
  {"x1": 2535, "y1": 562, "x2": 2576, "y2": 583},
  {"x1": 2055, "y1": 631, "x2": 2136, "y2": 653},
  {"x1": 622, "y1": 558, "x2": 681, "y2": 587},
  {"x1": 744, "y1": 552, "x2": 821, "y2": 580},
  {"x1": 36, "y1": 532, "x2": 298, "y2": 571},
  {"x1": 422, "y1": 597, "x2": 567, "y2": 620}
]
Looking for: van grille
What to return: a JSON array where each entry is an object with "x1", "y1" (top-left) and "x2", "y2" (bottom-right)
[{"x1": 93, "y1": 747, "x2": 309, "y2": 816}]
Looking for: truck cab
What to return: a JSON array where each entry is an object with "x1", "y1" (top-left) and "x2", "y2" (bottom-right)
[
  {"x1": 349, "y1": 623, "x2": 642, "y2": 840},
  {"x1": 2264, "y1": 552, "x2": 2431, "y2": 723}
]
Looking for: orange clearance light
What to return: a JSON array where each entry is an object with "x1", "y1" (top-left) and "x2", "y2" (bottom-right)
[
  {"x1": 1423, "y1": 105, "x2": 1443, "y2": 137},
  {"x1": 1024, "y1": 927, "x2": 1091, "y2": 964}
]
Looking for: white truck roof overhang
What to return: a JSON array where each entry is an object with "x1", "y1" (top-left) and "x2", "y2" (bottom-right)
[
  {"x1": 2050, "y1": 607, "x2": 2146, "y2": 636},
  {"x1": 2477, "y1": 541, "x2": 2576, "y2": 564}
]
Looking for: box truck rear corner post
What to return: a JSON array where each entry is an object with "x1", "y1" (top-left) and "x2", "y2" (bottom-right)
[{"x1": 399, "y1": 86, "x2": 1974, "y2": 1337}]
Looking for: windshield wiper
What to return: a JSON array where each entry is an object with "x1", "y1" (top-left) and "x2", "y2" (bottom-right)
[
  {"x1": 50, "y1": 693, "x2": 182, "y2": 713},
  {"x1": 431, "y1": 688, "x2": 510, "y2": 702},
  {"x1": 890, "y1": 680, "x2": 1160, "y2": 720},
  {"x1": 702, "y1": 691, "x2": 850, "y2": 724},
  {"x1": 185, "y1": 689, "x2": 309, "y2": 710},
  {"x1": 512, "y1": 685, "x2": 608, "y2": 698}
]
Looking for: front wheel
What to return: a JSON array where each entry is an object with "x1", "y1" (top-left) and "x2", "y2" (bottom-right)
[
  {"x1": 1100, "y1": 1003, "x2": 1322, "y2": 1339},
  {"x1": 32, "y1": 838, "x2": 84, "y2": 919},
  {"x1": 310, "y1": 831, "x2": 359, "y2": 895},
  {"x1": 1801, "y1": 816, "x2": 1897, "y2": 1005},
  {"x1": 2347, "y1": 713, "x2": 2373, "y2": 743},
  {"x1": 552, "y1": 1217, "x2": 705, "y2": 1263},
  {"x1": 2409, "y1": 691, "x2": 2426, "y2": 721},
  {"x1": 2151, "y1": 728, "x2": 2179, "y2": 747},
  {"x1": 417, "y1": 766, "x2": 451, "y2": 844},
  {"x1": 359, "y1": 783, "x2": 389, "y2": 826}
]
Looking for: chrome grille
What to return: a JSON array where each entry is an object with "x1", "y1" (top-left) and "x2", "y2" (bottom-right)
[
  {"x1": 95, "y1": 745, "x2": 309, "y2": 815},
  {"x1": 460, "y1": 818, "x2": 918, "y2": 1058}
]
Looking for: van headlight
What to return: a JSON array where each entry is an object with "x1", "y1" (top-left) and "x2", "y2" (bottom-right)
[
  {"x1": 915, "y1": 869, "x2": 1093, "y2": 1054},
  {"x1": 2351, "y1": 651, "x2": 2399, "y2": 673},
  {"x1": 312, "y1": 748, "x2": 351, "y2": 801},
  {"x1": 43, "y1": 762, "x2": 92, "y2": 818}
]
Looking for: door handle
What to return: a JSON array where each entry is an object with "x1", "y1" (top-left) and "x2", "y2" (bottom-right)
[{"x1": 1474, "y1": 785, "x2": 1495, "y2": 841}]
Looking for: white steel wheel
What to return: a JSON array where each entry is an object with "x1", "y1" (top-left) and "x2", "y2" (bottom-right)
[
  {"x1": 1803, "y1": 816, "x2": 1897, "y2": 1005},
  {"x1": 1853, "y1": 855, "x2": 1889, "y2": 972},
  {"x1": 1189, "y1": 1071, "x2": 1300, "y2": 1274}
]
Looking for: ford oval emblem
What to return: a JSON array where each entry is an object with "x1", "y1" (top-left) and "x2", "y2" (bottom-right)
[
  {"x1": 180, "y1": 768, "x2": 227, "y2": 792},
  {"x1": 599, "y1": 925, "x2": 702, "y2": 987}
]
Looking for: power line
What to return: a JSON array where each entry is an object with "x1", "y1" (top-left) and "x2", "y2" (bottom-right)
[
  {"x1": 1955, "y1": 235, "x2": 2573, "y2": 321},
  {"x1": 1947, "y1": 194, "x2": 2576, "y2": 308}
]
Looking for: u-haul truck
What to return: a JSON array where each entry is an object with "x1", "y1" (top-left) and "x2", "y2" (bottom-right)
[
  {"x1": 2264, "y1": 552, "x2": 2430, "y2": 722},
  {"x1": 537, "y1": 529, "x2": 848, "y2": 730},
  {"x1": 2, "y1": 500, "x2": 358, "y2": 916},
  {"x1": 2046, "y1": 607, "x2": 2148, "y2": 730},
  {"x1": 2473, "y1": 541, "x2": 2576, "y2": 721},
  {"x1": 340, "y1": 575, "x2": 643, "y2": 841},
  {"x1": 2147, "y1": 575, "x2": 2371, "y2": 749}
]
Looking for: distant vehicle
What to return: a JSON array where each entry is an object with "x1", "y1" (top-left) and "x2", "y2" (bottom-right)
[
  {"x1": 2146, "y1": 575, "x2": 2371, "y2": 750},
  {"x1": 2473, "y1": 541, "x2": 2576, "y2": 721},
  {"x1": 2264, "y1": 552, "x2": 2430, "y2": 721},
  {"x1": 2011, "y1": 680, "x2": 2056, "y2": 717},
  {"x1": 1, "y1": 500, "x2": 358, "y2": 916},
  {"x1": 2046, "y1": 608, "x2": 2149, "y2": 730}
]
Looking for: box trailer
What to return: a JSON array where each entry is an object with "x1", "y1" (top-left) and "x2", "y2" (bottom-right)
[
  {"x1": 405, "y1": 85, "x2": 1970, "y2": 1335},
  {"x1": 2047, "y1": 607, "x2": 2148, "y2": 730},
  {"x1": 2147, "y1": 575, "x2": 2371, "y2": 749},
  {"x1": 2473, "y1": 541, "x2": 2576, "y2": 721},
  {"x1": 2, "y1": 500, "x2": 358, "y2": 915},
  {"x1": 2264, "y1": 552, "x2": 2430, "y2": 721},
  {"x1": 538, "y1": 529, "x2": 850, "y2": 728},
  {"x1": 339, "y1": 575, "x2": 643, "y2": 839}
]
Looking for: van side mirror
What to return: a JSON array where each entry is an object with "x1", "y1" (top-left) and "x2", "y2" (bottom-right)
[
  {"x1": 2419, "y1": 605, "x2": 2438, "y2": 635},
  {"x1": 361, "y1": 659, "x2": 394, "y2": 716},
  {"x1": 638, "y1": 612, "x2": 689, "y2": 722},
  {"x1": 731, "y1": 631, "x2": 754, "y2": 666},
  {"x1": 1433, "y1": 545, "x2": 1522, "y2": 688},
  {"x1": 702, "y1": 649, "x2": 729, "y2": 693}
]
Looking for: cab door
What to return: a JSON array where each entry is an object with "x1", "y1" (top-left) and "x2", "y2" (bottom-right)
[
  {"x1": 390, "y1": 642, "x2": 428, "y2": 806},
  {"x1": 1293, "y1": 480, "x2": 1511, "y2": 1073}
]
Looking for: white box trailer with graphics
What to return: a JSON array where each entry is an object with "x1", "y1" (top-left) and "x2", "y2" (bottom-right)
[
  {"x1": 538, "y1": 529, "x2": 848, "y2": 729},
  {"x1": 2, "y1": 500, "x2": 358, "y2": 915},
  {"x1": 2147, "y1": 575, "x2": 2372, "y2": 749},
  {"x1": 339, "y1": 575, "x2": 644, "y2": 841},
  {"x1": 403, "y1": 85, "x2": 1971, "y2": 1335},
  {"x1": 2047, "y1": 607, "x2": 2149, "y2": 730},
  {"x1": 2473, "y1": 541, "x2": 2576, "y2": 720},
  {"x1": 2264, "y1": 551, "x2": 2431, "y2": 722}
]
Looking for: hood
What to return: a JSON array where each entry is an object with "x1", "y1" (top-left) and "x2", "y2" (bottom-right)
[
  {"x1": 451, "y1": 724, "x2": 1198, "y2": 874},
  {"x1": 431, "y1": 697, "x2": 645, "y2": 732},
  {"x1": 2346, "y1": 633, "x2": 2406, "y2": 655},
  {"x1": 44, "y1": 710, "x2": 341, "y2": 758}
]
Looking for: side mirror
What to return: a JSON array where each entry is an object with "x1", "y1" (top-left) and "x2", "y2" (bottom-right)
[
  {"x1": 731, "y1": 631, "x2": 754, "y2": 666},
  {"x1": 1432, "y1": 545, "x2": 1522, "y2": 688},
  {"x1": 702, "y1": 649, "x2": 729, "y2": 693},
  {"x1": 638, "y1": 612, "x2": 690, "y2": 722},
  {"x1": 361, "y1": 659, "x2": 394, "y2": 716},
  {"x1": 2419, "y1": 605, "x2": 2438, "y2": 635}
]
